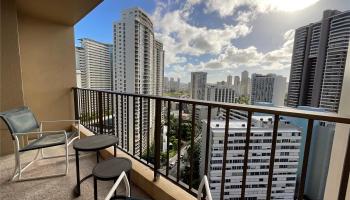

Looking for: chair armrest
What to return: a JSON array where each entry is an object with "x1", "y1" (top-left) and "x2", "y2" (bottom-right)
[
  {"x1": 14, "y1": 130, "x2": 67, "y2": 137},
  {"x1": 40, "y1": 120, "x2": 80, "y2": 124}
]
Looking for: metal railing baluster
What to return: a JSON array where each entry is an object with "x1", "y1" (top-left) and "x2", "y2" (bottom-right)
[
  {"x1": 204, "y1": 106, "x2": 212, "y2": 176},
  {"x1": 133, "y1": 96, "x2": 136, "y2": 155},
  {"x1": 297, "y1": 119, "x2": 314, "y2": 200},
  {"x1": 177, "y1": 102, "x2": 183, "y2": 182},
  {"x1": 220, "y1": 109, "x2": 230, "y2": 200},
  {"x1": 266, "y1": 114, "x2": 280, "y2": 199},
  {"x1": 241, "y1": 111, "x2": 252, "y2": 199},
  {"x1": 147, "y1": 98, "x2": 151, "y2": 164},
  {"x1": 166, "y1": 100, "x2": 171, "y2": 176},
  {"x1": 139, "y1": 97, "x2": 143, "y2": 158},
  {"x1": 189, "y1": 104, "x2": 196, "y2": 190},
  {"x1": 154, "y1": 99, "x2": 162, "y2": 181}
]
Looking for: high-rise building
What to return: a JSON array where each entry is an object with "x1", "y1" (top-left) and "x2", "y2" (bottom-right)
[
  {"x1": 113, "y1": 8, "x2": 163, "y2": 154},
  {"x1": 227, "y1": 75, "x2": 232, "y2": 87},
  {"x1": 234, "y1": 75, "x2": 241, "y2": 94},
  {"x1": 287, "y1": 10, "x2": 350, "y2": 112},
  {"x1": 75, "y1": 46, "x2": 84, "y2": 88},
  {"x1": 200, "y1": 119, "x2": 301, "y2": 200},
  {"x1": 75, "y1": 46, "x2": 85, "y2": 70},
  {"x1": 76, "y1": 69, "x2": 82, "y2": 88},
  {"x1": 177, "y1": 78, "x2": 180, "y2": 90},
  {"x1": 154, "y1": 40, "x2": 164, "y2": 96},
  {"x1": 191, "y1": 72, "x2": 207, "y2": 100},
  {"x1": 206, "y1": 85, "x2": 237, "y2": 103},
  {"x1": 163, "y1": 76, "x2": 181, "y2": 92},
  {"x1": 170, "y1": 77, "x2": 175, "y2": 91},
  {"x1": 163, "y1": 77, "x2": 170, "y2": 92},
  {"x1": 75, "y1": 38, "x2": 113, "y2": 90},
  {"x1": 241, "y1": 70, "x2": 249, "y2": 96},
  {"x1": 251, "y1": 74, "x2": 287, "y2": 106}
]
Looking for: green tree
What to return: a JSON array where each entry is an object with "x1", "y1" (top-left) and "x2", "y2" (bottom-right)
[
  {"x1": 181, "y1": 142, "x2": 201, "y2": 188},
  {"x1": 237, "y1": 95, "x2": 250, "y2": 104}
]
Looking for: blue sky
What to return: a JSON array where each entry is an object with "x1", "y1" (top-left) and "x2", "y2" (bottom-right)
[{"x1": 75, "y1": 0, "x2": 350, "y2": 83}]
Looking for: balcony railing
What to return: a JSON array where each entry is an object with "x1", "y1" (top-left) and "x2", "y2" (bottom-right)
[{"x1": 73, "y1": 87, "x2": 350, "y2": 200}]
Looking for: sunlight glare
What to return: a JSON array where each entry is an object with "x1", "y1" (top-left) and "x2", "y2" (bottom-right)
[{"x1": 267, "y1": 0, "x2": 319, "y2": 12}]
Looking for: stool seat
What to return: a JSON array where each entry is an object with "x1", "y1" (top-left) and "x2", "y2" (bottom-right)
[{"x1": 93, "y1": 157, "x2": 132, "y2": 181}]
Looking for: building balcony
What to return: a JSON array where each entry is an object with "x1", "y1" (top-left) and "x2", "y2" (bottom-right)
[{"x1": 1, "y1": 0, "x2": 350, "y2": 200}]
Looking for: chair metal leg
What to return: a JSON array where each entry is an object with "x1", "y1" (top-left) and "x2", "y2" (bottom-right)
[
  {"x1": 12, "y1": 148, "x2": 68, "y2": 181},
  {"x1": 65, "y1": 141, "x2": 69, "y2": 175},
  {"x1": 10, "y1": 134, "x2": 71, "y2": 182},
  {"x1": 10, "y1": 149, "x2": 19, "y2": 181},
  {"x1": 17, "y1": 151, "x2": 22, "y2": 180},
  {"x1": 41, "y1": 148, "x2": 45, "y2": 158},
  {"x1": 34, "y1": 149, "x2": 40, "y2": 160}
]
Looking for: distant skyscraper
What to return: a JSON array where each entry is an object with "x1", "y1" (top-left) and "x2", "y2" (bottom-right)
[
  {"x1": 200, "y1": 119, "x2": 301, "y2": 200},
  {"x1": 191, "y1": 72, "x2": 207, "y2": 100},
  {"x1": 206, "y1": 85, "x2": 237, "y2": 103},
  {"x1": 113, "y1": 8, "x2": 162, "y2": 154},
  {"x1": 163, "y1": 77, "x2": 170, "y2": 92},
  {"x1": 234, "y1": 75, "x2": 241, "y2": 94},
  {"x1": 241, "y1": 70, "x2": 249, "y2": 96},
  {"x1": 227, "y1": 75, "x2": 232, "y2": 86},
  {"x1": 177, "y1": 78, "x2": 180, "y2": 90},
  {"x1": 154, "y1": 40, "x2": 164, "y2": 96},
  {"x1": 287, "y1": 10, "x2": 350, "y2": 112},
  {"x1": 169, "y1": 77, "x2": 177, "y2": 92},
  {"x1": 251, "y1": 74, "x2": 287, "y2": 106},
  {"x1": 75, "y1": 38, "x2": 113, "y2": 90}
]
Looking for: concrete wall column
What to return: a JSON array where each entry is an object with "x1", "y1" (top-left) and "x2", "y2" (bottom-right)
[
  {"x1": 0, "y1": 0, "x2": 25, "y2": 155},
  {"x1": 324, "y1": 38, "x2": 350, "y2": 200}
]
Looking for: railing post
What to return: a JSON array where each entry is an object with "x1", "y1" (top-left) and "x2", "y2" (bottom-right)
[
  {"x1": 98, "y1": 91, "x2": 103, "y2": 135},
  {"x1": 266, "y1": 114, "x2": 280, "y2": 199},
  {"x1": 154, "y1": 98, "x2": 162, "y2": 181},
  {"x1": 73, "y1": 88, "x2": 79, "y2": 120}
]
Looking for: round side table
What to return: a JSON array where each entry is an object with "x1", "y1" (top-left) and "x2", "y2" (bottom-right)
[
  {"x1": 93, "y1": 157, "x2": 132, "y2": 200},
  {"x1": 73, "y1": 135, "x2": 118, "y2": 196}
]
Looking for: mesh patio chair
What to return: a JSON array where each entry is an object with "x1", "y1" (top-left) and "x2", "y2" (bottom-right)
[{"x1": 0, "y1": 106, "x2": 80, "y2": 181}]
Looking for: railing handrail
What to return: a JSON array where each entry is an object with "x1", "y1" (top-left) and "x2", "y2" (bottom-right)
[{"x1": 73, "y1": 87, "x2": 350, "y2": 124}]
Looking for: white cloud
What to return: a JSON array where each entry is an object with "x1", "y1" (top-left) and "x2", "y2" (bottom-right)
[
  {"x1": 204, "y1": 0, "x2": 320, "y2": 17},
  {"x1": 200, "y1": 29, "x2": 295, "y2": 72},
  {"x1": 152, "y1": 1, "x2": 301, "y2": 82},
  {"x1": 152, "y1": 1, "x2": 252, "y2": 67}
]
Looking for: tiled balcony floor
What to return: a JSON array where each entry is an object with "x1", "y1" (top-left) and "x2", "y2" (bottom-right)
[{"x1": 0, "y1": 145, "x2": 151, "y2": 200}]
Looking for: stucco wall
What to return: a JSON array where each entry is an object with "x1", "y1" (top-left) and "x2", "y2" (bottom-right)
[
  {"x1": 17, "y1": 13, "x2": 76, "y2": 123},
  {"x1": 0, "y1": 0, "x2": 25, "y2": 155}
]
